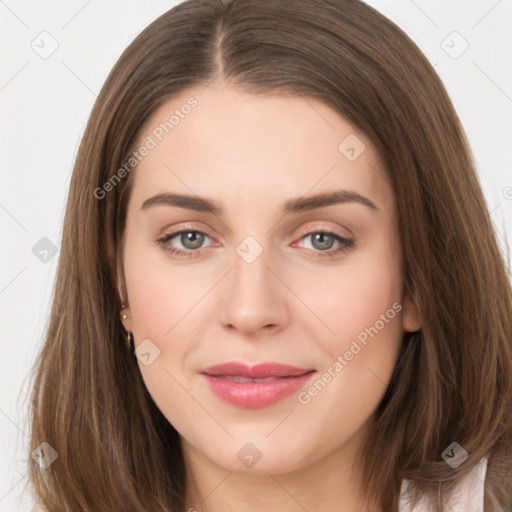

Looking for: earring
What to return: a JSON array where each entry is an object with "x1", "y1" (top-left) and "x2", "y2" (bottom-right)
[{"x1": 119, "y1": 305, "x2": 132, "y2": 350}]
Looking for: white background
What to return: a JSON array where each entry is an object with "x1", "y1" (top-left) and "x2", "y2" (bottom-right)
[{"x1": 1, "y1": 1, "x2": 511, "y2": 510}]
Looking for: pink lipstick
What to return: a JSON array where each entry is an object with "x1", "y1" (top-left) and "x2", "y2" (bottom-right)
[{"x1": 200, "y1": 362, "x2": 316, "y2": 408}]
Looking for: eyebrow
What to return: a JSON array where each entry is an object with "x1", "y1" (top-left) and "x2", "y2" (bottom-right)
[{"x1": 140, "y1": 189, "x2": 379, "y2": 215}]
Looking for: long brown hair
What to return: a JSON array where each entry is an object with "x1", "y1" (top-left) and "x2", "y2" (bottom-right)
[{"x1": 24, "y1": 0, "x2": 512, "y2": 510}]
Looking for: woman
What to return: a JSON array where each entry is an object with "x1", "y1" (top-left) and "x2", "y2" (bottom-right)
[{"x1": 25, "y1": 0, "x2": 512, "y2": 510}]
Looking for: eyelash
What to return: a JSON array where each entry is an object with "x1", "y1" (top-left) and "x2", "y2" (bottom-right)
[{"x1": 155, "y1": 225, "x2": 356, "y2": 259}]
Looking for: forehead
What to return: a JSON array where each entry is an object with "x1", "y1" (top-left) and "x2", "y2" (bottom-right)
[{"x1": 129, "y1": 85, "x2": 393, "y2": 215}]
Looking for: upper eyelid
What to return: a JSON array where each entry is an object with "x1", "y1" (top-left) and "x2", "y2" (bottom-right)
[
  {"x1": 159, "y1": 222, "x2": 351, "y2": 237},
  {"x1": 159, "y1": 224, "x2": 214, "y2": 241}
]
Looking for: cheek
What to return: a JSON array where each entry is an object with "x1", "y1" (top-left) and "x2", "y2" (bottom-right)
[
  {"x1": 124, "y1": 240, "x2": 206, "y2": 340},
  {"x1": 292, "y1": 249, "x2": 404, "y2": 444},
  {"x1": 123, "y1": 243, "x2": 206, "y2": 421},
  {"x1": 334, "y1": 266, "x2": 401, "y2": 345},
  {"x1": 300, "y1": 240, "x2": 403, "y2": 355}
]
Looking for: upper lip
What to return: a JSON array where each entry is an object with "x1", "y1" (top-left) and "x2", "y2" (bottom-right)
[{"x1": 200, "y1": 362, "x2": 314, "y2": 379}]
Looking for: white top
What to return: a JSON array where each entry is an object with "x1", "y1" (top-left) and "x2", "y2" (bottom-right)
[{"x1": 399, "y1": 457, "x2": 488, "y2": 512}]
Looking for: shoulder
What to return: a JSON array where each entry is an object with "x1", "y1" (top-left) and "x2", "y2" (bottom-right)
[{"x1": 399, "y1": 456, "x2": 488, "y2": 512}]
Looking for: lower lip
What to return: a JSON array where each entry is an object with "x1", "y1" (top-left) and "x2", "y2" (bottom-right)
[{"x1": 201, "y1": 372, "x2": 316, "y2": 408}]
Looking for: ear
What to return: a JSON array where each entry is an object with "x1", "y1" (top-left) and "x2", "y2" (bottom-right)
[
  {"x1": 116, "y1": 266, "x2": 132, "y2": 333},
  {"x1": 107, "y1": 238, "x2": 121, "y2": 292},
  {"x1": 401, "y1": 290, "x2": 421, "y2": 333},
  {"x1": 109, "y1": 238, "x2": 131, "y2": 333},
  {"x1": 108, "y1": 236, "x2": 126, "y2": 297}
]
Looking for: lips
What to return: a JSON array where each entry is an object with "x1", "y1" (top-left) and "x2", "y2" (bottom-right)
[
  {"x1": 200, "y1": 362, "x2": 313, "y2": 379},
  {"x1": 200, "y1": 362, "x2": 316, "y2": 408}
]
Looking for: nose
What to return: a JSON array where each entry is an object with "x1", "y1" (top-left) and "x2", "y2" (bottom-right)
[{"x1": 218, "y1": 244, "x2": 289, "y2": 336}]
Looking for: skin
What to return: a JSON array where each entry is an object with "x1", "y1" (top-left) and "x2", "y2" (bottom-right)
[{"x1": 118, "y1": 82, "x2": 421, "y2": 512}]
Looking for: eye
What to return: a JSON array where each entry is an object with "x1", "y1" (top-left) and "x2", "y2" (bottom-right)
[
  {"x1": 294, "y1": 228, "x2": 355, "y2": 258},
  {"x1": 156, "y1": 229, "x2": 213, "y2": 257}
]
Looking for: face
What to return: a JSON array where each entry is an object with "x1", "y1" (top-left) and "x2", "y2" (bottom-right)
[{"x1": 118, "y1": 83, "x2": 421, "y2": 477}]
